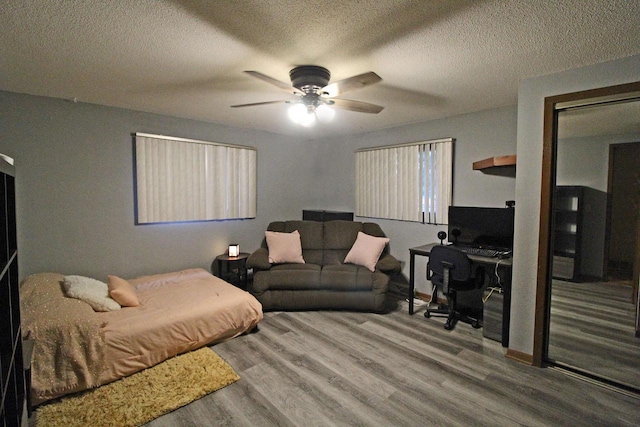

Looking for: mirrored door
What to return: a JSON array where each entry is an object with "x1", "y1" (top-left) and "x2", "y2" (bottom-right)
[{"x1": 547, "y1": 97, "x2": 640, "y2": 391}]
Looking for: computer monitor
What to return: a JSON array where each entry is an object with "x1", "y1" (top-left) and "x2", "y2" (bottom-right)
[{"x1": 447, "y1": 206, "x2": 515, "y2": 250}]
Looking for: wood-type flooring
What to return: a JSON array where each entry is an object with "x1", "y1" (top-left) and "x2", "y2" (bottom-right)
[
  {"x1": 548, "y1": 279, "x2": 640, "y2": 390},
  {"x1": 146, "y1": 298, "x2": 640, "y2": 426}
]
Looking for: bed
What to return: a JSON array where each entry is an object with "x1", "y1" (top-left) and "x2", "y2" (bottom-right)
[{"x1": 20, "y1": 268, "x2": 263, "y2": 405}]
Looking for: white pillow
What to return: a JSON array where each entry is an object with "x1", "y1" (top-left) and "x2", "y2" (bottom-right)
[
  {"x1": 265, "y1": 230, "x2": 305, "y2": 264},
  {"x1": 63, "y1": 275, "x2": 121, "y2": 312},
  {"x1": 344, "y1": 231, "x2": 390, "y2": 272}
]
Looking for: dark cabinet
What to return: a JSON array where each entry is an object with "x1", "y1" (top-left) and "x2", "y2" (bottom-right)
[
  {"x1": 302, "y1": 210, "x2": 354, "y2": 222},
  {"x1": 552, "y1": 185, "x2": 607, "y2": 281},
  {"x1": 0, "y1": 155, "x2": 27, "y2": 425}
]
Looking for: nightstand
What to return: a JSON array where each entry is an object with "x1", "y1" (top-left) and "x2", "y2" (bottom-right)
[{"x1": 212, "y1": 253, "x2": 250, "y2": 289}]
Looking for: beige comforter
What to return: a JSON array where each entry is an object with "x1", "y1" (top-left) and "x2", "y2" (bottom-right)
[{"x1": 21, "y1": 268, "x2": 263, "y2": 405}]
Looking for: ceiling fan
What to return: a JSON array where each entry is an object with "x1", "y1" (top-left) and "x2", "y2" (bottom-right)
[{"x1": 231, "y1": 65, "x2": 384, "y2": 126}]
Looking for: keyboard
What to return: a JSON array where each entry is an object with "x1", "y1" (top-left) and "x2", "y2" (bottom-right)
[{"x1": 458, "y1": 246, "x2": 499, "y2": 257}]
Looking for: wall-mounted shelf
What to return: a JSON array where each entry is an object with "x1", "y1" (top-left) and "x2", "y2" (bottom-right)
[{"x1": 473, "y1": 155, "x2": 517, "y2": 170}]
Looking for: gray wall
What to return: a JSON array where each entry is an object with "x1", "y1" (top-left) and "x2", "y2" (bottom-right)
[
  {"x1": 511, "y1": 54, "x2": 640, "y2": 356},
  {"x1": 557, "y1": 132, "x2": 640, "y2": 190},
  {"x1": 0, "y1": 77, "x2": 571, "y2": 362},
  {"x1": 0, "y1": 91, "x2": 518, "y2": 291},
  {"x1": 323, "y1": 106, "x2": 518, "y2": 294},
  {"x1": 556, "y1": 132, "x2": 640, "y2": 279},
  {"x1": 0, "y1": 91, "x2": 326, "y2": 279}
]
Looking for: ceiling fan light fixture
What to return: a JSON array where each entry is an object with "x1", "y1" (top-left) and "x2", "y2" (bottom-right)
[
  {"x1": 287, "y1": 103, "x2": 306, "y2": 122},
  {"x1": 288, "y1": 103, "x2": 316, "y2": 126},
  {"x1": 316, "y1": 104, "x2": 335, "y2": 122},
  {"x1": 298, "y1": 111, "x2": 316, "y2": 127}
]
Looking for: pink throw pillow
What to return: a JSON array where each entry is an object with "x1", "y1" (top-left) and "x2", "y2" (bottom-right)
[
  {"x1": 265, "y1": 230, "x2": 305, "y2": 264},
  {"x1": 108, "y1": 275, "x2": 140, "y2": 307},
  {"x1": 344, "y1": 231, "x2": 390, "y2": 272}
]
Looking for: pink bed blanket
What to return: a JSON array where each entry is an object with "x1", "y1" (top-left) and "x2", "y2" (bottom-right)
[{"x1": 20, "y1": 268, "x2": 263, "y2": 405}]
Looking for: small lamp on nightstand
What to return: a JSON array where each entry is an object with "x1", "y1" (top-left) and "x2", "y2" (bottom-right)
[{"x1": 228, "y1": 244, "x2": 240, "y2": 257}]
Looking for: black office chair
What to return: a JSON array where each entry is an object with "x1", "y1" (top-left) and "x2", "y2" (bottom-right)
[{"x1": 424, "y1": 245, "x2": 484, "y2": 330}]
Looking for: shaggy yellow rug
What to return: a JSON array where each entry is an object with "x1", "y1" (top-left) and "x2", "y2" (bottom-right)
[{"x1": 36, "y1": 347, "x2": 239, "y2": 427}]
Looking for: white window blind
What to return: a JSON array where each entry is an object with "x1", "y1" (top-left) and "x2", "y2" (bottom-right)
[
  {"x1": 135, "y1": 133, "x2": 256, "y2": 224},
  {"x1": 356, "y1": 138, "x2": 453, "y2": 224}
]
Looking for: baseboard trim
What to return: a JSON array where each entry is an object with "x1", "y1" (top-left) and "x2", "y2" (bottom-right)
[
  {"x1": 416, "y1": 290, "x2": 440, "y2": 304},
  {"x1": 415, "y1": 290, "x2": 429, "y2": 299},
  {"x1": 505, "y1": 348, "x2": 534, "y2": 365}
]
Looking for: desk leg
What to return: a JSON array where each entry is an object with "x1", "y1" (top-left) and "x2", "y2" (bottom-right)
[
  {"x1": 493, "y1": 263, "x2": 512, "y2": 348},
  {"x1": 409, "y1": 252, "x2": 416, "y2": 315},
  {"x1": 502, "y1": 285, "x2": 511, "y2": 347}
]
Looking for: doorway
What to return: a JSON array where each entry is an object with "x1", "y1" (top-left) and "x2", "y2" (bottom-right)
[
  {"x1": 534, "y1": 81, "x2": 640, "y2": 393},
  {"x1": 605, "y1": 142, "x2": 640, "y2": 305}
]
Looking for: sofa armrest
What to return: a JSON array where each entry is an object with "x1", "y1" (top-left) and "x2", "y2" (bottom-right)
[
  {"x1": 247, "y1": 247, "x2": 271, "y2": 270},
  {"x1": 376, "y1": 253, "x2": 401, "y2": 274}
]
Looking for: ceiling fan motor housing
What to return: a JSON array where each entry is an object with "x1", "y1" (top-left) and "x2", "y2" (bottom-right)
[{"x1": 289, "y1": 66, "x2": 331, "y2": 92}]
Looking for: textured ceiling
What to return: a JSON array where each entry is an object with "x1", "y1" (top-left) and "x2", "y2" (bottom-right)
[{"x1": 1, "y1": 0, "x2": 640, "y2": 139}]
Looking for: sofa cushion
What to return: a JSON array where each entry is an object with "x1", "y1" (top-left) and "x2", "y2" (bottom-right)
[
  {"x1": 320, "y1": 264, "x2": 380, "y2": 291},
  {"x1": 256, "y1": 289, "x2": 387, "y2": 312},
  {"x1": 246, "y1": 247, "x2": 271, "y2": 270},
  {"x1": 344, "y1": 231, "x2": 390, "y2": 272},
  {"x1": 375, "y1": 253, "x2": 402, "y2": 274},
  {"x1": 323, "y1": 220, "x2": 363, "y2": 265},
  {"x1": 265, "y1": 230, "x2": 305, "y2": 264},
  {"x1": 362, "y1": 222, "x2": 389, "y2": 239},
  {"x1": 267, "y1": 221, "x2": 324, "y2": 265},
  {"x1": 252, "y1": 264, "x2": 321, "y2": 292}
]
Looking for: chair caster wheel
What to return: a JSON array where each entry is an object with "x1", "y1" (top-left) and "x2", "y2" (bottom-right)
[
  {"x1": 472, "y1": 320, "x2": 481, "y2": 329},
  {"x1": 424, "y1": 312, "x2": 431, "y2": 318},
  {"x1": 444, "y1": 321, "x2": 453, "y2": 330}
]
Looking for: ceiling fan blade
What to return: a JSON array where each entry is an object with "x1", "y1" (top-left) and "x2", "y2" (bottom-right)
[
  {"x1": 231, "y1": 100, "x2": 289, "y2": 108},
  {"x1": 330, "y1": 98, "x2": 384, "y2": 114},
  {"x1": 244, "y1": 71, "x2": 304, "y2": 95},
  {"x1": 322, "y1": 72, "x2": 382, "y2": 97}
]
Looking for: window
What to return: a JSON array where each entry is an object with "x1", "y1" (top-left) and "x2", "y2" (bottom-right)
[
  {"x1": 355, "y1": 138, "x2": 453, "y2": 224},
  {"x1": 134, "y1": 133, "x2": 256, "y2": 224}
]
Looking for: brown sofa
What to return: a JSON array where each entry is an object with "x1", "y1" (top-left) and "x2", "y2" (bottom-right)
[{"x1": 247, "y1": 220, "x2": 401, "y2": 312}]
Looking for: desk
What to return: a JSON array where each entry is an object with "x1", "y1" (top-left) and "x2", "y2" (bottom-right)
[{"x1": 409, "y1": 243, "x2": 512, "y2": 347}]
